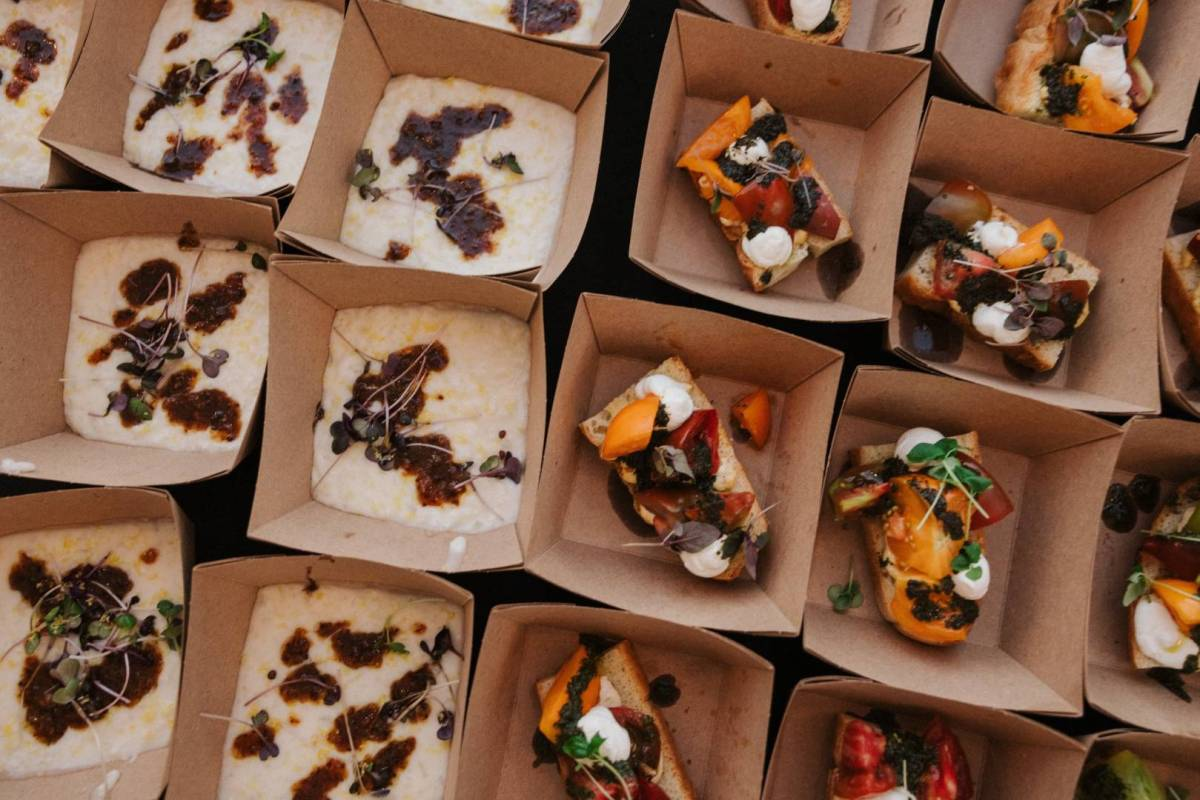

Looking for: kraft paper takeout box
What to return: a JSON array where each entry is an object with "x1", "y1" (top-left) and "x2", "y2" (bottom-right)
[
  {"x1": 1160, "y1": 135, "x2": 1200, "y2": 419},
  {"x1": 685, "y1": 0, "x2": 934, "y2": 53},
  {"x1": 805, "y1": 366, "x2": 1124, "y2": 715},
  {"x1": 763, "y1": 677, "x2": 1088, "y2": 799},
  {"x1": 630, "y1": 10, "x2": 928, "y2": 322},
  {"x1": 528, "y1": 292, "x2": 843, "y2": 635},
  {"x1": 0, "y1": 191, "x2": 278, "y2": 486},
  {"x1": 1078, "y1": 730, "x2": 1200, "y2": 794},
  {"x1": 167, "y1": 554, "x2": 474, "y2": 800},
  {"x1": 0, "y1": 486, "x2": 193, "y2": 800},
  {"x1": 456, "y1": 603, "x2": 773, "y2": 800},
  {"x1": 1087, "y1": 416, "x2": 1200, "y2": 738},
  {"x1": 395, "y1": 0, "x2": 630, "y2": 49},
  {"x1": 246, "y1": 258, "x2": 546, "y2": 573},
  {"x1": 886, "y1": 98, "x2": 1187, "y2": 415},
  {"x1": 934, "y1": 0, "x2": 1200, "y2": 143},
  {"x1": 277, "y1": 0, "x2": 607, "y2": 287},
  {"x1": 39, "y1": 0, "x2": 347, "y2": 197}
]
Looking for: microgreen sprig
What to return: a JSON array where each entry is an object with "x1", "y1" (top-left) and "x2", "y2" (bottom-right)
[
  {"x1": 904, "y1": 438, "x2": 992, "y2": 521},
  {"x1": 951, "y1": 541, "x2": 984, "y2": 580},
  {"x1": 827, "y1": 560, "x2": 864, "y2": 614}
]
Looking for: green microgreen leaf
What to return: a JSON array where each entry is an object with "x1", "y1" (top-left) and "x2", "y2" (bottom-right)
[
  {"x1": 709, "y1": 191, "x2": 722, "y2": 214},
  {"x1": 827, "y1": 560, "x2": 863, "y2": 614},
  {"x1": 951, "y1": 541, "x2": 983, "y2": 574},
  {"x1": 115, "y1": 612, "x2": 137, "y2": 630},
  {"x1": 127, "y1": 396, "x2": 153, "y2": 421},
  {"x1": 251, "y1": 709, "x2": 269, "y2": 728},
  {"x1": 351, "y1": 165, "x2": 380, "y2": 188},
  {"x1": 488, "y1": 152, "x2": 523, "y2": 175},
  {"x1": 51, "y1": 678, "x2": 79, "y2": 705},
  {"x1": 1124, "y1": 563, "x2": 1152, "y2": 607},
  {"x1": 265, "y1": 48, "x2": 285, "y2": 69},
  {"x1": 24, "y1": 632, "x2": 39, "y2": 654},
  {"x1": 563, "y1": 732, "x2": 605, "y2": 761},
  {"x1": 387, "y1": 641, "x2": 408, "y2": 654}
]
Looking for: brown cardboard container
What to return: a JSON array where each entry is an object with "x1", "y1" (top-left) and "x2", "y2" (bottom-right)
[
  {"x1": 763, "y1": 677, "x2": 1087, "y2": 799},
  {"x1": 246, "y1": 258, "x2": 546, "y2": 573},
  {"x1": 0, "y1": 486, "x2": 193, "y2": 800},
  {"x1": 167, "y1": 554, "x2": 474, "y2": 800},
  {"x1": 1160, "y1": 135, "x2": 1200, "y2": 419},
  {"x1": 1078, "y1": 730, "x2": 1200, "y2": 792},
  {"x1": 805, "y1": 366, "x2": 1124, "y2": 715},
  {"x1": 629, "y1": 10, "x2": 928, "y2": 322},
  {"x1": 276, "y1": 0, "x2": 607, "y2": 288},
  {"x1": 934, "y1": 0, "x2": 1200, "y2": 143},
  {"x1": 456, "y1": 603, "x2": 773, "y2": 800},
  {"x1": 0, "y1": 191, "x2": 278, "y2": 486},
  {"x1": 685, "y1": 0, "x2": 933, "y2": 53},
  {"x1": 887, "y1": 98, "x2": 1187, "y2": 414},
  {"x1": 527, "y1": 292, "x2": 843, "y2": 634},
  {"x1": 39, "y1": 0, "x2": 346, "y2": 197},
  {"x1": 397, "y1": 0, "x2": 630, "y2": 49},
  {"x1": 1086, "y1": 416, "x2": 1200, "y2": 738}
]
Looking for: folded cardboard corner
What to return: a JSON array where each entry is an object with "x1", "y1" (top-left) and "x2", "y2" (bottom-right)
[
  {"x1": 805, "y1": 366, "x2": 1124, "y2": 715},
  {"x1": 39, "y1": 0, "x2": 346, "y2": 197},
  {"x1": 456, "y1": 603, "x2": 774, "y2": 799},
  {"x1": 276, "y1": 0, "x2": 607, "y2": 289},
  {"x1": 246, "y1": 258, "x2": 546, "y2": 573},
  {"x1": 1160, "y1": 134, "x2": 1200, "y2": 419},
  {"x1": 167, "y1": 554, "x2": 474, "y2": 800},
  {"x1": 527, "y1": 292, "x2": 844, "y2": 634},
  {"x1": 0, "y1": 191, "x2": 279, "y2": 486},
  {"x1": 887, "y1": 98, "x2": 1187, "y2": 414},
  {"x1": 0, "y1": 486, "x2": 193, "y2": 800},
  {"x1": 630, "y1": 10, "x2": 929, "y2": 322},
  {"x1": 685, "y1": 0, "x2": 934, "y2": 53},
  {"x1": 764, "y1": 676, "x2": 1087, "y2": 799},
  {"x1": 934, "y1": 0, "x2": 1200, "y2": 144},
  {"x1": 1086, "y1": 416, "x2": 1200, "y2": 738},
  {"x1": 1080, "y1": 730, "x2": 1200, "y2": 790}
]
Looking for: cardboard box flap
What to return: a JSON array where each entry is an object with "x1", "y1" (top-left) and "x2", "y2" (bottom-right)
[
  {"x1": 805, "y1": 366, "x2": 1123, "y2": 715},
  {"x1": 168, "y1": 554, "x2": 474, "y2": 800},
  {"x1": 0, "y1": 192, "x2": 277, "y2": 487},
  {"x1": 456, "y1": 603, "x2": 773, "y2": 799},
  {"x1": 279, "y1": 0, "x2": 607, "y2": 288},
  {"x1": 889, "y1": 99, "x2": 1188, "y2": 414},
  {"x1": 1082, "y1": 730, "x2": 1200, "y2": 790},
  {"x1": 528, "y1": 292, "x2": 843, "y2": 634},
  {"x1": 1087, "y1": 417, "x2": 1200, "y2": 738},
  {"x1": 686, "y1": 0, "x2": 933, "y2": 53},
  {"x1": 630, "y1": 10, "x2": 929, "y2": 322},
  {"x1": 248, "y1": 260, "x2": 546, "y2": 573},
  {"x1": 764, "y1": 677, "x2": 1087, "y2": 800},
  {"x1": 933, "y1": 0, "x2": 1200, "y2": 143}
]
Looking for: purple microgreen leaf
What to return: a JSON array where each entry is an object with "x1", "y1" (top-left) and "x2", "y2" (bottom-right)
[
  {"x1": 1033, "y1": 316, "x2": 1067, "y2": 338},
  {"x1": 666, "y1": 521, "x2": 723, "y2": 554},
  {"x1": 1023, "y1": 281, "x2": 1052, "y2": 301},
  {"x1": 1097, "y1": 33, "x2": 1127, "y2": 46},
  {"x1": 1067, "y1": 11, "x2": 1084, "y2": 44},
  {"x1": 201, "y1": 349, "x2": 229, "y2": 379}
]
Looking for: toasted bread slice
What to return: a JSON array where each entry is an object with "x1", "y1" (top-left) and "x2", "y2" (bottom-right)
[
  {"x1": 535, "y1": 641, "x2": 697, "y2": 800},
  {"x1": 1164, "y1": 231, "x2": 1200, "y2": 366},
  {"x1": 896, "y1": 207, "x2": 1100, "y2": 372},
  {"x1": 849, "y1": 431, "x2": 980, "y2": 469},
  {"x1": 745, "y1": 0, "x2": 852, "y2": 45},
  {"x1": 580, "y1": 357, "x2": 767, "y2": 581},
  {"x1": 994, "y1": 0, "x2": 1065, "y2": 121}
]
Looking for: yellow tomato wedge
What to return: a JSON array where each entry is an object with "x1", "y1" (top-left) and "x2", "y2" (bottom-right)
[
  {"x1": 884, "y1": 475, "x2": 969, "y2": 580},
  {"x1": 600, "y1": 394, "x2": 660, "y2": 461},
  {"x1": 997, "y1": 218, "x2": 1065, "y2": 269},
  {"x1": 1062, "y1": 67, "x2": 1138, "y2": 134},
  {"x1": 890, "y1": 575, "x2": 971, "y2": 646},
  {"x1": 676, "y1": 95, "x2": 752, "y2": 164},
  {"x1": 538, "y1": 646, "x2": 600, "y2": 741},
  {"x1": 731, "y1": 388, "x2": 772, "y2": 449},
  {"x1": 1126, "y1": 0, "x2": 1148, "y2": 62},
  {"x1": 1152, "y1": 579, "x2": 1200, "y2": 630}
]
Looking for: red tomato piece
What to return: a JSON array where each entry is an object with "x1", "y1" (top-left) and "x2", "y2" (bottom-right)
[
  {"x1": 957, "y1": 455, "x2": 1013, "y2": 530},
  {"x1": 768, "y1": 0, "x2": 793, "y2": 22},
  {"x1": 733, "y1": 176, "x2": 795, "y2": 229},
  {"x1": 805, "y1": 193, "x2": 842, "y2": 240},
  {"x1": 920, "y1": 717, "x2": 974, "y2": 800},
  {"x1": 932, "y1": 246, "x2": 996, "y2": 300},
  {"x1": 664, "y1": 409, "x2": 721, "y2": 479}
]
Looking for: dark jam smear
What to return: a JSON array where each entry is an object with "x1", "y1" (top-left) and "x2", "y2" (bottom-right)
[
  {"x1": 163, "y1": 387, "x2": 242, "y2": 441},
  {"x1": 8, "y1": 551, "x2": 55, "y2": 605},
  {"x1": 185, "y1": 271, "x2": 246, "y2": 333},
  {"x1": 279, "y1": 663, "x2": 341, "y2": 705},
  {"x1": 316, "y1": 620, "x2": 348, "y2": 638},
  {"x1": 88, "y1": 317, "x2": 181, "y2": 366},
  {"x1": 388, "y1": 664, "x2": 434, "y2": 723},
  {"x1": 386, "y1": 241, "x2": 411, "y2": 262},
  {"x1": 357, "y1": 738, "x2": 417, "y2": 794},
  {"x1": 507, "y1": 0, "x2": 581, "y2": 35},
  {"x1": 396, "y1": 433, "x2": 471, "y2": 507},
  {"x1": 273, "y1": 68, "x2": 307, "y2": 123},
  {"x1": 291, "y1": 758, "x2": 347, "y2": 800},
  {"x1": 328, "y1": 627, "x2": 397, "y2": 670},
  {"x1": 194, "y1": 0, "x2": 233, "y2": 22},
  {"x1": 158, "y1": 134, "x2": 217, "y2": 181},
  {"x1": 121, "y1": 258, "x2": 181, "y2": 307},
  {"x1": 222, "y1": 71, "x2": 276, "y2": 176},
  {"x1": 232, "y1": 722, "x2": 276, "y2": 758},
  {"x1": 61, "y1": 561, "x2": 134, "y2": 601},
  {"x1": 352, "y1": 342, "x2": 448, "y2": 421},
  {"x1": 140, "y1": 547, "x2": 159, "y2": 564},
  {"x1": 328, "y1": 704, "x2": 391, "y2": 752},
  {"x1": 2, "y1": 20, "x2": 58, "y2": 101},
  {"x1": 281, "y1": 627, "x2": 311, "y2": 666},
  {"x1": 390, "y1": 104, "x2": 513, "y2": 258},
  {"x1": 158, "y1": 367, "x2": 198, "y2": 398},
  {"x1": 136, "y1": 64, "x2": 192, "y2": 131},
  {"x1": 178, "y1": 220, "x2": 201, "y2": 250},
  {"x1": 166, "y1": 31, "x2": 189, "y2": 51}
]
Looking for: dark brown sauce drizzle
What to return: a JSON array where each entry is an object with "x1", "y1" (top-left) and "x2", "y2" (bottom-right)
[
  {"x1": 8, "y1": 551, "x2": 55, "y2": 605},
  {"x1": 357, "y1": 738, "x2": 417, "y2": 794},
  {"x1": 316, "y1": 620, "x2": 348, "y2": 638},
  {"x1": 232, "y1": 721, "x2": 276, "y2": 758},
  {"x1": 291, "y1": 758, "x2": 346, "y2": 800},
  {"x1": 166, "y1": 31, "x2": 189, "y2": 51},
  {"x1": 222, "y1": 71, "x2": 276, "y2": 177},
  {"x1": 280, "y1": 628, "x2": 311, "y2": 666},
  {"x1": 140, "y1": 547, "x2": 159, "y2": 564},
  {"x1": 352, "y1": 342, "x2": 447, "y2": 421},
  {"x1": 279, "y1": 663, "x2": 341, "y2": 705},
  {"x1": 162, "y1": 387, "x2": 241, "y2": 441},
  {"x1": 327, "y1": 626, "x2": 397, "y2": 670},
  {"x1": 158, "y1": 368, "x2": 197, "y2": 398},
  {"x1": 121, "y1": 258, "x2": 181, "y2": 307},
  {"x1": 157, "y1": 133, "x2": 217, "y2": 181},
  {"x1": 178, "y1": 220, "x2": 201, "y2": 249},
  {"x1": 273, "y1": 68, "x2": 307, "y2": 123},
  {"x1": 389, "y1": 104, "x2": 512, "y2": 258},
  {"x1": 389, "y1": 664, "x2": 434, "y2": 723},
  {"x1": 2, "y1": 20, "x2": 57, "y2": 101},
  {"x1": 185, "y1": 271, "x2": 246, "y2": 333},
  {"x1": 136, "y1": 64, "x2": 191, "y2": 131},
  {"x1": 396, "y1": 432, "x2": 472, "y2": 507},
  {"x1": 328, "y1": 703, "x2": 391, "y2": 752},
  {"x1": 386, "y1": 241, "x2": 411, "y2": 262},
  {"x1": 507, "y1": 0, "x2": 581, "y2": 35},
  {"x1": 194, "y1": 0, "x2": 233, "y2": 22}
]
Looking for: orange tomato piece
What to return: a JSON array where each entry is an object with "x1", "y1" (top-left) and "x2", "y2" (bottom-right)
[
  {"x1": 997, "y1": 218, "x2": 1064, "y2": 269},
  {"x1": 1153, "y1": 579, "x2": 1200, "y2": 629},
  {"x1": 679, "y1": 156, "x2": 744, "y2": 199},
  {"x1": 890, "y1": 576, "x2": 970, "y2": 646},
  {"x1": 731, "y1": 388, "x2": 772, "y2": 449},
  {"x1": 884, "y1": 474, "x2": 969, "y2": 581},
  {"x1": 600, "y1": 394, "x2": 660, "y2": 461},
  {"x1": 1062, "y1": 67, "x2": 1138, "y2": 134},
  {"x1": 538, "y1": 646, "x2": 600, "y2": 741},
  {"x1": 676, "y1": 95, "x2": 753, "y2": 165},
  {"x1": 1125, "y1": 0, "x2": 1148, "y2": 62}
]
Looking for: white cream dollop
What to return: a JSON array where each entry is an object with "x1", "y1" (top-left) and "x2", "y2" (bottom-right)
[
  {"x1": 895, "y1": 427, "x2": 945, "y2": 464},
  {"x1": 577, "y1": 705, "x2": 633, "y2": 762},
  {"x1": 791, "y1": 0, "x2": 834, "y2": 31},
  {"x1": 680, "y1": 535, "x2": 732, "y2": 579},
  {"x1": 971, "y1": 301, "x2": 1030, "y2": 346},
  {"x1": 951, "y1": 553, "x2": 990, "y2": 600},
  {"x1": 741, "y1": 225, "x2": 793, "y2": 269},
  {"x1": 634, "y1": 374, "x2": 694, "y2": 432},
  {"x1": 1134, "y1": 596, "x2": 1199, "y2": 670},
  {"x1": 1080, "y1": 41, "x2": 1133, "y2": 101},
  {"x1": 725, "y1": 136, "x2": 771, "y2": 165},
  {"x1": 970, "y1": 220, "x2": 1019, "y2": 257}
]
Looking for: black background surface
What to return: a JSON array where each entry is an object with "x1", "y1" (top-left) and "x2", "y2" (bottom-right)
[{"x1": 5, "y1": 0, "x2": 1200, "y2": 774}]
